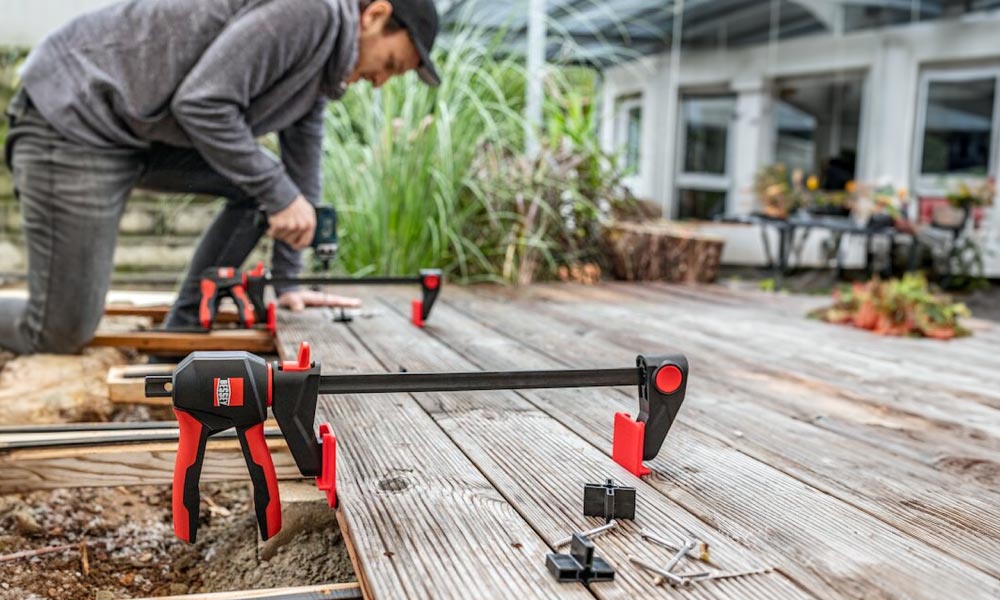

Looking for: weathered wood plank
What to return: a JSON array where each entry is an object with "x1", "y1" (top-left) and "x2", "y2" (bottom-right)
[
  {"x1": 385, "y1": 285, "x2": 1000, "y2": 597},
  {"x1": 105, "y1": 304, "x2": 240, "y2": 324},
  {"x1": 528, "y1": 283, "x2": 1000, "y2": 456},
  {"x1": 108, "y1": 364, "x2": 176, "y2": 405},
  {"x1": 90, "y1": 330, "x2": 275, "y2": 354},
  {"x1": 0, "y1": 437, "x2": 299, "y2": 493},
  {"x1": 130, "y1": 582, "x2": 362, "y2": 600},
  {"x1": 338, "y1": 294, "x2": 808, "y2": 599},
  {"x1": 277, "y1": 310, "x2": 592, "y2": 600},
  {"x1": 617, "y1": 282, "x2": 1000, "y2": 409}
]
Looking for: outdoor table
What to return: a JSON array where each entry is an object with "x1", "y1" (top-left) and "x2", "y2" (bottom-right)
[{"x1": 718, "y1": 212, "x2": 897, "y2": 287}]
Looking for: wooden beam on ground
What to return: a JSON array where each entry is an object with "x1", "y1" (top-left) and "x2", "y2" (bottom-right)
[
  {"x1": 105, "y1": 304, "x2": 240, "y2": 324},
  {"x1": 0, "y1": 429, "x2": 298, "y2": 493},
  {"x1": 89, "y1": 330, "x2": 274, "y2": 354},
  {"x1": 130, "y1": 582, "x2": 362, "y2": 600},
  {"x1": 108, "y1": 364, "x2": 176, "y2": 405}
]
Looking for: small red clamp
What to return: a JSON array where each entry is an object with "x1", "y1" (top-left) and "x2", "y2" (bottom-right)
[{"x1": 316, "y1": 422, "x2": 337, "y2": 508}]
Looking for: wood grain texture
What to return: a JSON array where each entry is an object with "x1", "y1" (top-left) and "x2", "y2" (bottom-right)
[
  {"x1": 107, "y1": 364, "x2": 176, "y2": 405},
  {"x1": 0, "y1": 437, "x2": 299, "y2": 493},
  {"x1": 277, "y1": 310, "x2": 592, "y2": 600},
  {"x1": 130, "y1": 582, "x2": 362, "y2": 600},
  {"x1": 338, "y1": 293, "x2": 807, "y2": 599},
  {"x1": 105, "y1": 305, "x2": 240, "y2": 324},
  {"x1": 90, "y1": 330, "x2": 274, "y2": 353},
  {"x1": 373, "y1": 284, "x2": 1000, "y2": 598}
]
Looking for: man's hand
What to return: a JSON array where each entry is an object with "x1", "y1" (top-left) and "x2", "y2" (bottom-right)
[
  {"x1": 278, "y1": 289, "x2": 363, "y2": 312},
  {"x1": 268, "y1": 196, "x2": 316, "y2": 250}
]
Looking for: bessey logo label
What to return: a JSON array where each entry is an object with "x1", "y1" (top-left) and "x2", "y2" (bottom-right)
[{"x1": 214, "y1": 377, "x2": 244, "y2": 407}]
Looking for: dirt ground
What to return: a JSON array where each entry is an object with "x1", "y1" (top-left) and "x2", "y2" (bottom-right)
[
  {"x1": 0, "y1": 315, "x2": 354, "y2": 599},
  {"x1": 0, "y1": 483, "x2": 351, "y2": 599}
]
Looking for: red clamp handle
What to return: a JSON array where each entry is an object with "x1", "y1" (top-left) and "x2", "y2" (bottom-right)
[
  {"x1": 238, "y1": 422, "x2": 281, "y2": 540},
  {"x1": 173, "y1": 409, "x2": 210, "y2": 542},
  {"x1": 232, "y1": 284, "x2": 256, "y2": 329},
  {"x1": 199, "y1": 279, "x2": 218, "y2": 331}
]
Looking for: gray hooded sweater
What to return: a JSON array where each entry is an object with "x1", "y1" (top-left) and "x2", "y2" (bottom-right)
[{"x1": 19, "y1": 0, "x2": 360, "y2": 215}]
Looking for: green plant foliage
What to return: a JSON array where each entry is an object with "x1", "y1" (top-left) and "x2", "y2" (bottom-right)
[{"x1": 323, "y1": 29, "x2": 632, "y2": 282}]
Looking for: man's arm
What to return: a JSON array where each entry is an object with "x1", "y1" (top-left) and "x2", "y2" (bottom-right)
[
  {"x1": 170, "y1": 0, "x2": 334, "y2": 215},
  {"x1": 272, "y1": 99, "x2": 327, "y2": 290}
]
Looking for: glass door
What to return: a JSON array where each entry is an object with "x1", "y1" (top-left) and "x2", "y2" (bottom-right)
[{"x1": 675, "y1": 95, "x2": 736, "y2": 220}]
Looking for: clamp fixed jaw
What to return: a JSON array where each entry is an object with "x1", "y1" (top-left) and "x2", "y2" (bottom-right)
[{"x1": 612, "y1": 354, "x2": 689, "y2": 477}]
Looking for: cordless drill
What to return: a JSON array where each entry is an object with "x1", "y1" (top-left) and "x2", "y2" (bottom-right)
[{"x1": 254, "y1": 205, "x2": 339, "y2": 271}]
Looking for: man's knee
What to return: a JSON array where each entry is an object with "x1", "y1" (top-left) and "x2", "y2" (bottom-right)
[{"x1": 26, "y1": 316, "x2": 100, "y2": 354}]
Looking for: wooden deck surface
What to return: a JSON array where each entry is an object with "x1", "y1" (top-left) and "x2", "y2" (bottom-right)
[{"x1": 276, "y1": 282, "x2": 1000, "y2": 600}]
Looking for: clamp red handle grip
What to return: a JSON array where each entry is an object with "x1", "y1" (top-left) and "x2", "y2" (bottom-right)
[
  {"x1": 199, "y1": 279, "x2": 219, "y2": 331},
  {"x1": 231, "y1": 284, "x2": 257, "y2": 329},
  {"x1": 237, "y1": 422, "x2": 281, "y2": 540},
  {"x1": 173, "y1": 409, "x2": 210, "y2": 543}
]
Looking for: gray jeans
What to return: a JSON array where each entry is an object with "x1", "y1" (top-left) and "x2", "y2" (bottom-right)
[{"x1": 1, "y1": 91, "x2": 267, "y2": 354}]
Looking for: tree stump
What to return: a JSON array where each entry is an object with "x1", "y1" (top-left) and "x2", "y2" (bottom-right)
[{"x1": 602, "y1": 221, "x2": 725, "y2": 283}]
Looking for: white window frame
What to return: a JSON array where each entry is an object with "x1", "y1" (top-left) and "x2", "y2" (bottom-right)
[
  {"x1": 614, "y1": 94, "x2": 643, "y2": 186},
  {"x1": 674, "y1": 93, "x2": 737, "y2": 219},
  {"x1": 912, "y1": 66, "x2": 1000, "y2": 196}
]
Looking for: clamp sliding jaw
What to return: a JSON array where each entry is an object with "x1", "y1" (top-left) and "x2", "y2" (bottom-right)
[{"x1": 147, "y1": 342, "x2": 688, "y2": 543}]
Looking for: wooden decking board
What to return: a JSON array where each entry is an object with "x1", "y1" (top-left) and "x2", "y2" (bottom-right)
[
  {"x1": 529, "y1": 283, "x2": 1000, "y2": 459},
  {"x1": 0, "y1": 437, "x2": 299, "y2": 493},
  {"x1": 533, "y1": 284, "x2": 1000, "y2": 466},
  {"x1": 433, "y1": 287, "x2": 1000, "y2": 579},
  {"x1": 340, "y1": 297, "x2": 808, "y2": 599},
  {"x1": 613, "y1": 282, "x2": 1000, "y2": 410},
  {"x1": 404, "y1": 292, "x2": 995, "y2": 591},
  {"x1": 90, "y1": 330, "x2": 275, "y2": 354},
  {"x1": 276, "y1": 311, "x2": 593, "y2": 600}
]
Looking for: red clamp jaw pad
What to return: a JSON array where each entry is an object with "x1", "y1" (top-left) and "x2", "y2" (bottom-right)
[
  {"x1": 316, "y1": 423, "x2": 338, "y2": 508},
  {"x1": 171, "y1": 350, "x2": 279, "y2": 542},
  {"x1": 612, "y1": 354, "x2": 689, "y2": 477}
]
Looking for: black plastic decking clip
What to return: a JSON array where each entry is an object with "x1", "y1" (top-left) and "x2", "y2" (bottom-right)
[
  {"x1": 584, "y1": 479, "x2": 636, "y2": 522},
  {"x1": 545, "y1": 533, "x2": 615, "y2": 584}
]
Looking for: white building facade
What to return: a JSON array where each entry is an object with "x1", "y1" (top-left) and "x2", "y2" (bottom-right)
[{"x1": 601, "y1": 5, "x2": 1000, "y2": 275}]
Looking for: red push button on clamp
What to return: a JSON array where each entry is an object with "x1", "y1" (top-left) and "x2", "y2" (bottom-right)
[{"x1": 654, "y1": 365, "x2": 683, "y2": 394}]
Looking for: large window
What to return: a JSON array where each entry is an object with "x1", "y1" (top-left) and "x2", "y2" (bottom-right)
[
  {"x1": 676, "y1": 95, "x2": 735, "y2": 220},
  {"x1": 918, "y1": 76, "x2": 996, "y2": 178},
  {"x1": 773, "y1": 72, "x2": 865, "y2": 191}
]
